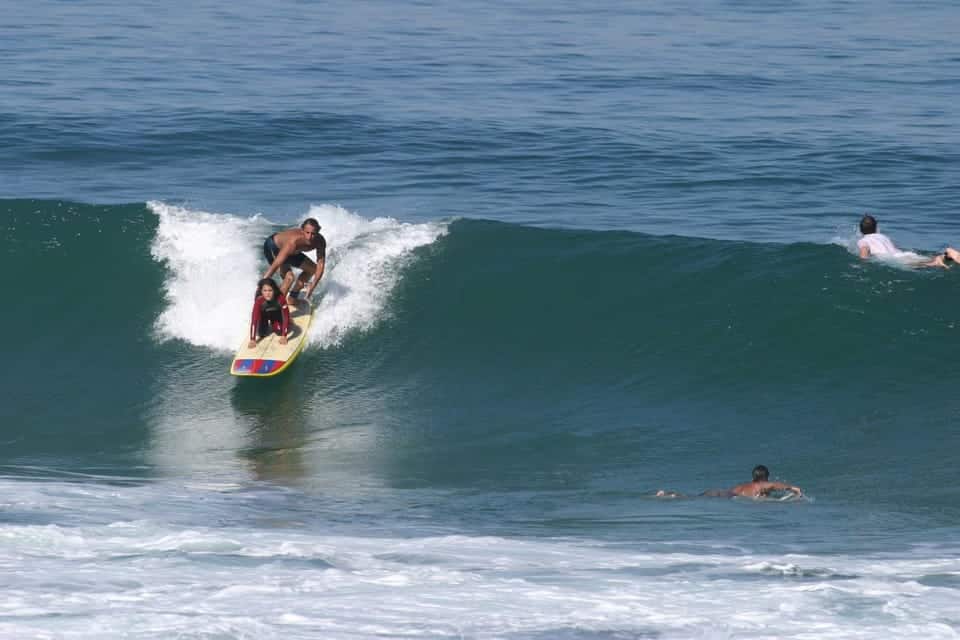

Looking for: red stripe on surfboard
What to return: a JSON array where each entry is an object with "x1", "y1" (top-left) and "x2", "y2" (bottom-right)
[{"x1": 232, "y1": 358, "x2": 287, "y2": 375}]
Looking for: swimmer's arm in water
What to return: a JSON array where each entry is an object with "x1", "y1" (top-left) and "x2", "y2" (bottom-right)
[
  {"x1": 655, "y1": 490, "x2": 686, "y2": 498},
  {"x1": 764, "y1": 481, "x2": 802, "y2": 497},
  {"x1": 859, "y1": 245, "x2": 870, "y2": 259}
]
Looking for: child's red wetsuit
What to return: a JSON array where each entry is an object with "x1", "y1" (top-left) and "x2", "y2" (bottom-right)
[{"x1": 250, "y1": 295, "x2": 290, "y2": 340}]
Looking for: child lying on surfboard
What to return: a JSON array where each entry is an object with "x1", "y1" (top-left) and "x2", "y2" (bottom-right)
[{"x1": 248, "y1": 278, "x2": 291, "y2": 348}]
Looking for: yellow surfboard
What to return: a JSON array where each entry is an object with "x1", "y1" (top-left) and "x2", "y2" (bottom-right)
[{"x1": 230, "y1": 301, "x2": 314, "y2": 377}]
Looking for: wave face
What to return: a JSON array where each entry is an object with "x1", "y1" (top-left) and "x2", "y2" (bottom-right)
[
  {"x1": 3, "y1": 198, "x2": 959, "y2": 526},
  {"x1": 370, "y1": 217, "x2": 960, "y2": 521}
]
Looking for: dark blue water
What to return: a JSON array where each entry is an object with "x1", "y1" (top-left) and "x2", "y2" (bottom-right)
[
  {"x1": 2, "y1": 1, "x2": 959, "y2": 638},
  {"x1": 4, "y1": 0, "x2": 959, "y2": 243}
]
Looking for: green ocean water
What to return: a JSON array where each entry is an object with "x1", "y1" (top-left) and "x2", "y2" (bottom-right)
[{"x1": 4, "y1": 199, "x2": 959, "y2": 534}]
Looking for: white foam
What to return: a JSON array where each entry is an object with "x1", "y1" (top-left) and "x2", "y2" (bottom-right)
[
  {"x1": 148, "y1": 201, "x2": 446, "y2": 351},
  {"x1": 302, "y1": 204, "x2": 447, "y2": 348},
  {"x1": 2, "y1": 489, "x2": 959, "y2": 640},
  {"x1": 149, "y1": 201, "x2": 269, "y2": 350}
]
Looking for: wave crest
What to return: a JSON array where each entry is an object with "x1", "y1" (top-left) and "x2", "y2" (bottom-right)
[{"x1": 148, "y1": 201, "x2": 446, "y2": 351}]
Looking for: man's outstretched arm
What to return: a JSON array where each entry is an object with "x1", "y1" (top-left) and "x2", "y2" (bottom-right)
[
  {"x1": 305, "y1": 253, "x2": 326, "y2": 299},
  {"x1": 769, "y1": 482, "x2": 802, "y2": 496}
]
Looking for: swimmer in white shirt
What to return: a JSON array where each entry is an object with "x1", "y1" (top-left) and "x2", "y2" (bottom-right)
[{"x1": 857, "y1": 215, "x2": 958, "y2": 268}]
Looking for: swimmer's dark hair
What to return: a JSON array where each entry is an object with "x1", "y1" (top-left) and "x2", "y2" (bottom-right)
[
  {"x1": 256, "y1": 278, "x2": 282, "y2": 299},
  {"x1": 752, "y1": 465, "x2": 770, "y2": 482},
  {"x1": 859, "y1": 214, "x2": 877, "y2": 235},
  {"x1": 302, "y1": 217, "x2": 321, "y2": 231}
]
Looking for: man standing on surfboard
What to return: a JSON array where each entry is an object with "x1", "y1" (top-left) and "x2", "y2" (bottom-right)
[{"x1": 261, "y1": 218, "x2": 326, "y2": 305}]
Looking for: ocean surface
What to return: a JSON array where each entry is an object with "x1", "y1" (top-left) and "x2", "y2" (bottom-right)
[{"x1": 2, "y1": 1, "x2": 960, "y2": 638}]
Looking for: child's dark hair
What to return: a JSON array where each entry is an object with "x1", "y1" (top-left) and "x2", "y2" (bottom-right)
[
  {"x1": 256, "y1": 278, "x2": 281, "y2": 298},
  {"x1": 859, "y1": 214, "x2": 878, "y2": 235}
]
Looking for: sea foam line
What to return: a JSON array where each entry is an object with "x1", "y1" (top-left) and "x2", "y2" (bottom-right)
[{"x1": 1, "y1": 495, "x2": 958, "y2": 640}]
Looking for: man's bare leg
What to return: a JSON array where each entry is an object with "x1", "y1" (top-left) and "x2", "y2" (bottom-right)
[
  {"x1": 926, "y1": 254, "x2": 949, "y2": 268},
  {"x1": 925, "y1": 247, "x2": 960, "y2": 268},
  {"x1": 278, "y1": 267, "x2": 296, "y2": 296},
  {"x1": 288, "y1": 259, "x2": 316, "y2": 303}
]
